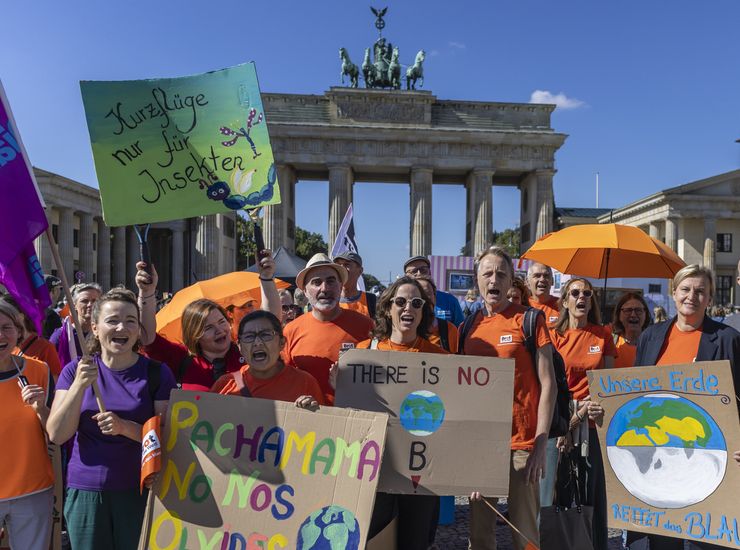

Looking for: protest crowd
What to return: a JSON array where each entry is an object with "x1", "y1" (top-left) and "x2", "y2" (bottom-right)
[{"x1": 3, "y1": 237, "x2": 740, "y2": 550}]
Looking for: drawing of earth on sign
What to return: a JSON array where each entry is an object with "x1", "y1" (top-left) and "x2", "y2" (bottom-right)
[
  {"x1": 399, "y1": 390, "x2": 445, "y2": 436},
  {"x1": 606, "y1": 394, "x2": 727, "y2": 508},
  {"x1": 296, "y1": 505, "x2": 360, "y2": 549}
]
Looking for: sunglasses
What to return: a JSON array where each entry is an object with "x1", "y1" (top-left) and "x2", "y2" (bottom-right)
[
  {"x1": 391, "y1": 296, "x2": 426, "y2": 309},
  {"x1": 621, "y1": 307, "x2": 645, "y2": 315},
  {"x1": 569, "y1": 289, "x2": 593, "y2": 299}
]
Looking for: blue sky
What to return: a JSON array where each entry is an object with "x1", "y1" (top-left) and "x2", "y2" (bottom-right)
[{"x1": 3, "y1": 1, "x2": 739, "y2": 282}]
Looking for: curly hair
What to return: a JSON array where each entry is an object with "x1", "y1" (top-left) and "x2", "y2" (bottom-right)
[{"x1": 372, "y1": 276, "x2": 433, "y2": 341}]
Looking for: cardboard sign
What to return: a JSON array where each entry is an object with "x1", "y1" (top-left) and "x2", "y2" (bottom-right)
[
  {"x1": 139, "y1": 391, "x2": 388, "y2": 550},
  {"x1": 588, "y1": 361, "x2": 740, "y2": 548},
  {"x1": 335, "y1": 349, "x2": 514, "y2": 496},
  {"x1": 81, "y1": 63, "x2": 280, "y2": 226}
]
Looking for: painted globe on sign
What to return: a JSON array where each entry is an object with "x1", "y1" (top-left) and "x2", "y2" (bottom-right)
[
  {"x1": 296, "y1": 505, "x2": 361, "y2": 550},
  {"x1": 606, "y1": 393, "x2": 727, "y2": 509},
  {"x1": 399, "y1": 390, "x2": 445, "y2": 436}
]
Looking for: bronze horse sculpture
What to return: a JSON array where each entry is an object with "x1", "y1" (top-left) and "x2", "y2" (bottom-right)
[
  {"x1": 405, "y1": 50, "x2": 425, "y2": 90},
  {"x1": 339, "y1": 47, "x2": 359, "y2": 88}
]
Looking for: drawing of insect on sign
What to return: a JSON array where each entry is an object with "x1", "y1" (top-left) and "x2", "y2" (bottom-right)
[{"x1": 80, "y1": 62, "x2": 280, "y2": 227}]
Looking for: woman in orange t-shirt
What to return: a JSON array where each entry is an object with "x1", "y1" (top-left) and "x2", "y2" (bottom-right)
[
  {"x1": 551, "y1": 278, "x2": 615, "y2": 550},
  {"x1": 211, "y1": 310, "x2": 324, "y2": 408},
  {"x1": 357, "y1": 277, "x2": 446, "y2": 550},
  {"x1": 610, "y1": 292, "x2": 651, "y2": 370}
]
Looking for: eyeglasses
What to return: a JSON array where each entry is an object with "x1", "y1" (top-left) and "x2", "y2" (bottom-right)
[
  {"x1": 569, "y1": 289, "x2": 593, "y2": 299},
  {"x1": 238, "y1": 329, "x2": 277, "y2": 344},
  {"x1": 391, "y1": 296, "x2": 426, "y2": 309},
  {"x1": 281, "y1": 304, "x2": 293, "y2": 311},
  {"x1": 621, "y1": 307, "x2": 645, "y2": 315},
  {"x1": 405, "y1": 266, "x2": 430, "y2": 276}
]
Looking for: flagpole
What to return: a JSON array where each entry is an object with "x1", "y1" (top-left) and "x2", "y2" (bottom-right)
[{"x1": 45, "y1": 226, "x2": 106, "y2": 413}]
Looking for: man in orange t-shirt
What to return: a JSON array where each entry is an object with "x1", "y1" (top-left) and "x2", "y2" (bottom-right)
[
  {"x1": 283, "y1": 254, "x2": 373, "y2": 404},
  {"x1": 527, "y1": 262, "x2": 560, "y2": 328},
  {"x1": 333, "y1": 252, "x2": 376, "y2": 319},
  {"x1": 464, "y1": 248, "x2": 556, "y2": 550}
]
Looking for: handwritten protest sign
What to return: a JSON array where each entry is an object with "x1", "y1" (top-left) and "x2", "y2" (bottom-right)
[
  {"x1": 81, "y1": 63, "x2": 280, "y2": 226},
  {"x1": 139, "y1": 391, "x2": 388, "y2": 550},
  {"x1": 336, "y1": 349, "x2": 514, "y2": 496},
  {"x1": 588, "y1": 361, "x2": 740, "y2": 548}
]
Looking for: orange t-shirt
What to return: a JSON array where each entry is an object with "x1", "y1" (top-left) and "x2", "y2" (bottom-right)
[
  {"x1": 428, "y1": 320, "x2": 459, "y2": 353},
  {"x1": 656, "y1": 323, "x2": 703, "y2": 366},
  {"x1": 357, "y1": 336, "x2": 448, "y2": 354},
  {"x1": 552, "y1": 324, "x2": 617, "y2": 401},
  {"x1": 614, "y1": 334, "x2": 637, "y2": 369},
  {"x1": 531, "y1": 296, "x2": 561, "y2": 327},
  {"x1": 0, "y1": 356, "x2": 54, "y2": 499},
  {"x1": 461, "y1": 304, "x2": 552, "y2": 451},
  {"x1": 14, "y1": 335, "x2": 62, "y2": 378},
  {"x1": 283, "y1": 309, "x2": 374, "y2": 404},
  {"x1": 211, "y1": 363, "x2": 325, "y2": 405},
  {"x1": 339, "y1": 292, "x2": 371, "y2": 318}
]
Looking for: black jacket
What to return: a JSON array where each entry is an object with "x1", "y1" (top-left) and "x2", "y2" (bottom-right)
[{"x1": 635, "y1": 315, "x2": 740, "y2": 413}]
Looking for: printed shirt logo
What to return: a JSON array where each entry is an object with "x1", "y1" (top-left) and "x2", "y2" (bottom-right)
[
  {"x1": 589, "y1": 345, "x2": 601, "y2": 354},
  {"x1": 548, "y1": 316, "x2": 558, "y2": 323},
  {"x1": 341, "y1": 342, "x2": 356, "y2": 350},
  {"x1": 499, "y1": 334, "x2": 513, "y2": 344}
]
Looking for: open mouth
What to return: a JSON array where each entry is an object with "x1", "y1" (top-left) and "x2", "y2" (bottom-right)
[
  {"x1": 488, "y1": 288, "x2": 501, "y2": 299},
  {"x1": 627, "y1": 318, "x2": 640, "y2": 325},
  {"x1": 251, "y1": 350, "x2": 268, "y2": 362},
  {"x1": 111, "y1": 336, "x2": 129, "y2": 345},
  {"x1": 214, "y1": 335, "x2": 228, "y2": 345},
  {"x1": 400, "y1": 314, "x2": 415, "y2": 324},
  {"x1": 0, "y1": 342, "x2": 8, "y2": 351},
  {"x1": 575, "y1": 302, "x2": 587, "y2": 312}
]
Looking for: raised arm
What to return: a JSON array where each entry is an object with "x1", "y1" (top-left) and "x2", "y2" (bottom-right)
[
  {"x1": 136, "y1": 261, "x2": 159, "y2": 346},
  {"x1": 257, "y1": 250, "x2": 281, "y2": 319}
]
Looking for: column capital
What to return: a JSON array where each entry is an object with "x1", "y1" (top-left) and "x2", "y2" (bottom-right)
[
  {"x1": 410, "y1": 166, "x2": 434, "y2": 176},
  {"x1": 534, "y1": 168, "x2": 557, "y2": 178}
]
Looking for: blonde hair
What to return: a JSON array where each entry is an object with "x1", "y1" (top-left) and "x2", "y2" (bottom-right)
[
  {"x1": 181, "y1": 299, "x2": 229, "y2": 356},
  {"x1": 554, "y1": 278, "x2": 602, "y2": 335},
  {"x1": 673, "y1": 264, "x2": 714, "y2": 302}
]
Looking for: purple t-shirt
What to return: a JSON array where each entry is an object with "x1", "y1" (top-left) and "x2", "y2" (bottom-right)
[{"x1": 57, "y1": 354, "x2": 176, "y2": 491}]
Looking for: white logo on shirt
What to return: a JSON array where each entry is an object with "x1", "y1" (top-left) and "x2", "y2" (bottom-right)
[
  {"x1": 589, "y1": 345, "x2": 601, "y2": 353},
  {"x1": 341, "y1": 342, "x2": 356, "y2": 350},
  {"x1": 500, "y1": 334, "x2": 513, "y2": 344},
  {"x1": 548, "y1": 316, "x2": 558, "y2": 323}
]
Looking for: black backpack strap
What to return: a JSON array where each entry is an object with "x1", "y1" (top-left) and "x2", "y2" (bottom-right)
[
  {"x1": 437, "y1": 319, "x2": 450, "y2": 352},
  {"x1": 457, "y1": 310, "x2": 481, "y2": 354},
  {"x1": 523, "y1": 307, "x2": 542, "y2": 378},
  {"x1": 177, "y1": 354, "x2": 193, "y2": 387},
  {"x1": 366, "y1": 292, "x2": 377, "y2": 318},
  {"x1": 146, "y1": 358, "x2": 162, "y2": 404}
]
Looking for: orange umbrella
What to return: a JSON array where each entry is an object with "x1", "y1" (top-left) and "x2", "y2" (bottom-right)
[
  {"x1": 155, "y1": 272, "x2": 290, "y2": 344},
  {"x1": 521, "y1": 224, "x2": 685, "y2": 279}
]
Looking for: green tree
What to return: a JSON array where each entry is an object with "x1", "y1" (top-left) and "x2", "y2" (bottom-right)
[
  {"x1": 295, "y1": 227, "x2": 328, "y2": 261},
  {"x1": 363, "y1": 273, "x2": 386, "y2": 293},
  {"x1": 491, "y1": 227, "x2": 521, "y2": 256}
]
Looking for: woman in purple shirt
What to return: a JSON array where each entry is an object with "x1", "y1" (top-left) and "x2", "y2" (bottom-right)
[{"x1": 47, "y1": 288, "x2": 176, "y2": 550}]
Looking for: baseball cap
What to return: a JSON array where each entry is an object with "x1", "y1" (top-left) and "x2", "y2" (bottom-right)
[{"x1": 333, "y1": 251, "x2": 363, "y2": 267}]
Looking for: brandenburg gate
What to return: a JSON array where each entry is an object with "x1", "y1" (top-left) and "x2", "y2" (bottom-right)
[{"x1": 262, "y1": 87, "x2": 567, "y2": 257}]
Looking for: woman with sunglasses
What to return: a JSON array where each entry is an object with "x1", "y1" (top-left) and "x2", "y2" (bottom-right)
[
  {"x1": 137, "y1": 253, "x2": 281, "y2": 392},
  {"x1": 358, "y1": 276, "x2": 447, "y2": 550},
  {"x1": 210, "y1": 310, "x2": 323, "y2": 408},
  {"x1": 551, "y1": 277, "x2": 615, "y2": 550},
  {"x1": 611, "y1": 292, "x2": 651, "y2": 369}
]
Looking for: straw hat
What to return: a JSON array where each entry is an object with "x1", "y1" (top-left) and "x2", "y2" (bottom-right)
[{"x1": 295, "y1": 253, "x2": 348, "y2": 290}]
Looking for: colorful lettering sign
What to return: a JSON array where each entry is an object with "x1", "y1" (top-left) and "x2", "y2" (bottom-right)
[
  {"x1": 588, "y1": 361, "x2": 740, "y2": 548},
  {"x1": 80, "y1": 63, "x2": 280, "y2": 226},
  {"x1": 139, "y1": 391, "x2": 388, "y2": 550},
  {"x1": 336, "y1": 349, "x2": 515, "y2": 496}
]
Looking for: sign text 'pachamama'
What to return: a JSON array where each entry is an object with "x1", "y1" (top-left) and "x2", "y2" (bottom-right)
[
  {"x1": 138, "y1": 391, "x2": 388, "y2": 550},
  {"x1": 336, "y1": 349, "x2": 514, "y2": 496},
  {"x1": 588, "y1": 361, "x2": 740, "y2": 548}
]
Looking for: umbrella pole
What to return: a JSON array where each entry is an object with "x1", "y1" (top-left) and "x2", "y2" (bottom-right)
[{"x1": 602, "y1": 248, "x2": 611, "y2": 314}]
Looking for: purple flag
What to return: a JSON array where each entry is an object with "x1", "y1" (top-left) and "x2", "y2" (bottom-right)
[{"x1": 0, "y1": 81, "x2": 50, "y2": 330}]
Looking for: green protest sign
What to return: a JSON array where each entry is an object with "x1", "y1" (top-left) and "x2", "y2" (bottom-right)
[{"x1": 80, "y1": 63, "x2": 280, "y2": 226}]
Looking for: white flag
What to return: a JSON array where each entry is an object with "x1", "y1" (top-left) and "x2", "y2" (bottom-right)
[{"x1": 330, "y1": 203, "x2": 365, "y2": 291}]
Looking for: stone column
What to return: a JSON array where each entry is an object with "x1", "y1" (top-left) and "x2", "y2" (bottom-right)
[
  {"x1": 127, "y1": 226, "x2": 140, "y2": 288},
  {"x1": 263, "y1": 164, "x2": 297, "y2": 254},
  {"x1": 535, "y1": 169, "x2": 555, "y2": 239},
  {"x1": 465, "y1": 169, "x2": 494, "y2": 256},
  {"x1": 409, "y1": 167, "x2": 433, "y2": 256},
  {"x1": 78, "y1": 213, "x2": 94, "y2": 282},
  {"x1": 111, "y1": 226, "x2": 127, "y2": 287},
  {"x1": 195, "y1": 215, "x2": 219, "y2": 280},
  {"x1": 171, "y1": 224, "x2": 185, "y2": 292},
  {"x1": 518, "y1": 173, "x2": 536, "y2": 252},
  {"x1": 703, "y1": 217, "x2": 716, "y2": 273},
  {"x1": 96, "y1": 220, "x2": 111, "y2": 289},
  {"x1": 328, "y1": 165, "x2": 354, "y2": 249},
  {"x1": 648, "y1": 222, "x2": 659, "y2": 240},
  {"x1": 57, "y1": 207, "x2": 74, "y2": 280},
  {"x1": 664, "y1": 218, "x2": 678, "y2": 252}
]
